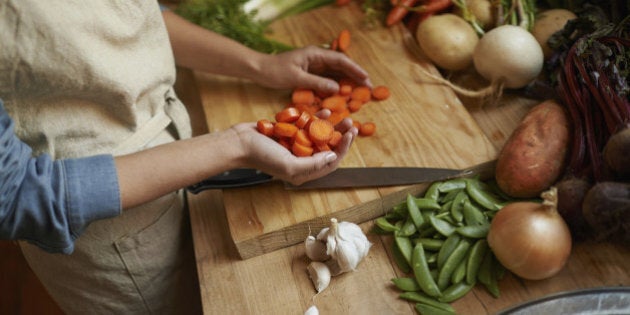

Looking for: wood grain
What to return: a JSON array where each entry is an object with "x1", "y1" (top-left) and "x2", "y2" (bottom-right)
[{"x1": 194, "y1": 3, "x2": 497, "y2": 259}]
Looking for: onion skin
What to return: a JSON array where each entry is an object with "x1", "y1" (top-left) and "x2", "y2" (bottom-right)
[{"x1": 487, "y1": 189, "x2": 572, "y2": 280}]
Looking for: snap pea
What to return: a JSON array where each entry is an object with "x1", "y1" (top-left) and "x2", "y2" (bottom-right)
[
  {"x1": 391, "y1": 277, "x2": 421, "y2": 292},
  {"x1": 450, "y1": 256, "x2": 467, "y2": 284},
  {"x1": 392, "y1": 240, "x2": 411, "y2": 274},
  {"x1": 375, "y1": 217, "x2": 398, "y2": 232},
  {"x1": 413, "y1": 197, "x2": 442, "y2": 211},
  {"x1": 456, "y1": 223, "x2": 490, "y2": 239},
  {"x1": 418, "y1": 225, "x2": 437, "y2": 238},
  {"x1": 462, "y1": 199, "x2": 488, "y2": 226},
  {"x1": 429, "y1": 215, "x2": 456, "y2": 237},
  {"x1": 426, "y1": 252, "x2": 438, "y2": 266},
  {"x1": 437, "y1": 238, "x2": 471, "y2": 290},
  {"x1": 465, "y1": 178, "x2": 503, "y2": 211},
  {"x1": 477, "y1": 250, "x2": 500, "y2": 298},
  {"x1": 424, "y1": 181, "x2": 442, "y2": 201},
  {"x1": 399, "y1": 292, "x2": 455, "y2": 312},
  {"x1": 449, "y1": 190, "x2": 467, "y2": 223},
  {"x1": 406, "y1": 194, "x2": 425, "y2": 229},
  {"x1": 437, "y1": 234, "x2": 461, "y2": 270},
  {"x1": 417, "y1": 238, "x2": 445, "y2": 251},
  {"x1": 438, "y1": 281, "x2": 475, "y2": 303},
  {"x1": 440, "y1": 200, "x2": 454, "y2": 215},
  {"x1": 415, "y1": 302, "x2": 456, "y2": 315},
  {"x1": 441, "y1": 188, "x2": 461, "y2": 204},
  {"x1": 399, "y1": 218, "x2": 417, "y2": 237},
  {"x1": 438, "y1": 178, "x2": 467, "y2": 193},
  {"x1": 466, "y1": 239, "x2": 488, "y2": 285},
  {"x1": 411, "y1": 243, "x2": 442, "y2": 298},
  {"x1": 395, "y1": 235, "x2": 413, "y2": 265}
]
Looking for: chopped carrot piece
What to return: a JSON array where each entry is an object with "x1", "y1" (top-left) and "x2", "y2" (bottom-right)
[
  {"x1": 348, "y1": 99, "x2": 364, "y2": 113},
  {"x1": 372, "y1": 85, "x2": 391, "y2": 100},
  {"x1": 321, "y1": 95, "x2": 347, "y2": 112},
  {"x1": 274, "y1": 122, "x2": 299, "y2": 138},
  {"x1": 294, "y1": 103, "x2": 319, "y2": 115},
  {"x1": 351, "y1": 86, "x2": 372, "y2": 103},
  {"x1": 308, "y1": 119, "x2": 335, "y2": 144},
  {"x1": 292, "y1": 88, "x2": 315, "y2": 105},
  {"x1": 292, "y1": 141, "x2": 314, "y2": 157},
  {"x1": 294, "y1": 111, "x2": 313, "y2": 129},
  {"x1": 315, "y1": 142, "x2": 332, "y2": 152},
  {"x1": 328, "y1": 130, "x2": 343, "y2": 148},
  {"x1": 330, "y1": 38, "x2": 339, "y2": 51},
  {"x1": 293, "y1": 129, "x2": 313, "y2": 147},
  {"x1": 327, "y1": 108, "x2": 350, "y2": 125},
  {"x1": 339, "y1": 82, "x2": 353, "y2": 96},
  {"x1": 359, "y1": 121, "x2": 376, "y2": 136},
  {"x1": 352, "y1": 120, "x2": 362, "y2": 130},
  {"x1": 337, "y1": 29, "x2": 351, "y2": 53},
  {"x1": 256, "y1": 119, "x2": 274, "y2": 137},
  {"x1": 275, "y1": 107, "x2": 301, "y2": 123}
]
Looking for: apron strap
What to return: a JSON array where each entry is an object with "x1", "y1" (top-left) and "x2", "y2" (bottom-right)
[{"x1": 113, "y1": 109, "x2": 172, "y2": 156}]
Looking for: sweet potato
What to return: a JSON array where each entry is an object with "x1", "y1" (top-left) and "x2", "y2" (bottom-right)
[{"x1": 495, "y1": 100, "x2": 570, "y2": 198}]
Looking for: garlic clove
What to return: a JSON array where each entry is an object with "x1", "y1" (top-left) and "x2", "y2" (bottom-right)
[
  {"x1": 324, "y1": 259, "x2": 345, "y2": 276},
  {"x1": 304, "y1": 305, "x2": 319, "y2": 315},
  {"x1": 316, "y1": 226, "x2": 329, "y2": 241},
  {"x1": 304, "y1": 235, "x2": 330, "y2": 262},
  {"x1": 307, "y1": 261, "x2": 331, "y2": 293}
]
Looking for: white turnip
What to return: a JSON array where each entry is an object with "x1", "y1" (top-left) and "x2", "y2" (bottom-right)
[{"x1": 473, "y1": 25, "x2": 544, "y2": 89}]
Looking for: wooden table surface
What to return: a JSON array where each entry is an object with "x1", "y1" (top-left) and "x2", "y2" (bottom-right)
[{"x1": 179, "y1": 3, "x2": 630, "y2": 314}]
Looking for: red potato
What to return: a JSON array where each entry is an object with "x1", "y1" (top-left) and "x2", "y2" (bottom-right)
[{"x1": 495, "y1": 100, "x2": 570, "y2": 198}]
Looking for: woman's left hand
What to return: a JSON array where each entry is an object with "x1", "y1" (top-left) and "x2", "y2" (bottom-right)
[{"x1": 252, "y1": 45, "x2": 372, "y2": 95}]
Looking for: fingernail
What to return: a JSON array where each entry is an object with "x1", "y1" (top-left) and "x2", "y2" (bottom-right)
[{"x1": 325, "y1": 152, "x2": 337, "y2": 163}]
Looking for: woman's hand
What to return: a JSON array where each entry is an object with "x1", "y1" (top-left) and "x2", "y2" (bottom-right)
[
  {"x1": 252, "y1": 46, "x2": 372, "y2": 95},
  {"x1": 231, "y1": 111, "x2": 358, "y2": 186}
]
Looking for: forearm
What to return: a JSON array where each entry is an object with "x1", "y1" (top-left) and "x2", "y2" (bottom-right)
[
  {"x1": 162, "y1": 10, "x2": 266, "y2": 80},
  {"x1": 115, "y1": 128, "x2": 245, "y2": 209}
]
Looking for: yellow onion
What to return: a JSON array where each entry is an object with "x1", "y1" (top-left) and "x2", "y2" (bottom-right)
[{"x1": 487, "y1": 187, "x2": 572, "y2": 280}]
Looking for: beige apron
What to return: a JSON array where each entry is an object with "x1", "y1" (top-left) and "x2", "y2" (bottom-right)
[{"x1": 0, "y1": 1, "x2": 200, "y2": 313}]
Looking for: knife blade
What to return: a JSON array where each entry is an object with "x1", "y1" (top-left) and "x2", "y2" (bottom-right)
[{"x1": 186, "y1": 160, "x2": 496, "y2": 193}]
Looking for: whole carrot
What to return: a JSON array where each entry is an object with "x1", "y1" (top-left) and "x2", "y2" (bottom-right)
[
  {"x1": 414, "y1": 0, "x2": 452, "y2": 13},
  {"x1": 386, "y1": 0, "x2": 420, "y2": 26}
]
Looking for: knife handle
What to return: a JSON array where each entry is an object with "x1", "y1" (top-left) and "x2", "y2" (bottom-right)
[{"x1": 186, "y1": 169, "x2": 273, "y2": 194}]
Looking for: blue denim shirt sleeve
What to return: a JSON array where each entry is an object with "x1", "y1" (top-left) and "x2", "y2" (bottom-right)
[{"x1": 0, "y1": 100, "x2": 121, "y2": 254}]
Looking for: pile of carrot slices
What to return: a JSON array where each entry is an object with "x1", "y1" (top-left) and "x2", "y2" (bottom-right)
[
  {"x1": 256, "y1": 29, "x2": 391, "y2": 157},
  {"x1": 257, "y1": 81, "x2": 390, "y2": 157}
]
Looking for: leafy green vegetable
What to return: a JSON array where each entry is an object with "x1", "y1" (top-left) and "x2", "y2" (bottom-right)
[{"x1": 175, "y1": 0, "x2": 293, "y2": 54}]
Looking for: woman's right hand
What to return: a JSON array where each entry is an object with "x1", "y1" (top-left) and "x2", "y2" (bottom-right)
[{"x1": 231, "y1": 112, "x2": 358, "y2": 186}]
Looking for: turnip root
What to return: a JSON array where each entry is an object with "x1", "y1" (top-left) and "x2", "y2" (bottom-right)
[
  {"x1": 603, "y1": 127, "x2": 630, "y2": 179},
  {"x1": 453, "y1": 0, "x2": 496, "y2": 31},
  {"x1": 416, "y1": 14, "x2": 479, "y2": 71},
  {"x1": 582, "y1": 182, "x2": 630, "y2": 244},
  {"x1": 473, "y1": 25, "x2": 544, "y2": 89}
]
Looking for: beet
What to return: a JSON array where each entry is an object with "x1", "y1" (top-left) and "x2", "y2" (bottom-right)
[
  {"x1": 603, "y1": 127, "x2": 630, "y2": 179},
  {"x1": 582, "y1": 182, "x2": 630, "y2": 244},
  {"x1": 556, "y1": 178, "x2": 592, "y2": 240}
]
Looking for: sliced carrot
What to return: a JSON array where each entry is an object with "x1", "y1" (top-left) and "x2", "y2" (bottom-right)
[
  {"x1": 274, "y1": 122, "x2": 299, "y2": 138},
  {"x1": 372, "y1": 85, "x2": 391, "y2": 100},
  {"x1": 315, "y1": 142, "x2": 332, "y2": 152},
  {"x1": 351, "y1": 86, "x2": 372, "y2": 103},
  {"x1": 327, "y1": 108, "x2": 350, "y2": 125},
  {"x1": 330, "y1": 38, "x2": 339, "y2": 51},
  {"x1": 294, "y1": 103, "x2": 319, "y2": 115},
  {"x1": 352, "y1": 120, "x2": 362, "y2": 130},
  {"x1": 328, "y1": 130, "x2": 343, "y2": 148},
  {"x1": 308, "y1": 119, "x2": 335, "y2": 144},
  {"x1": 277, "y1": 137, "x2": 291, "y2": 150},
  {"x1": 293, "y1": 129, "x2": 313, "y2": 147},
  {"x1": 294, "y1": 111, "x2": 313, "y2": 129},
  {"x1": 321, "y1": 95, "x2": 347, "y2": 112},
  {"x1": 339, "y1": 83, "x2": 353, "y2": 96},
  {"x1": 275, "y1": 107, "x2": 301, "y2": 123},
  {"x1": 337, "y1": 29, "x2": 351, "y2": 53},
  {"x1": 359, "y1": 121, "x2": 376, "y2": 136},
  {"x1": 348, "y1": 99, "x2": 364, "y2": 113},
  {"x1": 292, "y1": 141, "x2": 314, "y2": 157},
  {"x1": 256, "y1": 119, "x2": 274, "y2": 137},
  {"x1": 292, "y1": 88, "x2": 315, "y2": 105}
]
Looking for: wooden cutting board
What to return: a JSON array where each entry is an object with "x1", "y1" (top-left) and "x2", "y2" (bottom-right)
[{"x1": 193, "y1": 3, "x2": 499, "y2": 259}]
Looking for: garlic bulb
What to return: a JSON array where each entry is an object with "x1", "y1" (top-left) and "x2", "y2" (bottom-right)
[
  {"x1": 304, "y1": 305, "x2": 319, "y2": 315},
  {"x1": 322, "y1": 218, "x2": 372, "y2": 273},
  {"x1": 307, "y1": 261, "x2": 331, "y2": 293},
  {"x1": 304, "y1": 235, "x2": 330, "y2": 262}
]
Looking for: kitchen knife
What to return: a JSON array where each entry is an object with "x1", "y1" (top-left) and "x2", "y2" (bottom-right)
[{"x1": 187, "y1": 160, "x2": 496, "y2": 193}]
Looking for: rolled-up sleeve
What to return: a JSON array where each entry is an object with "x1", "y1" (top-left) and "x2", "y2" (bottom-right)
[{"x1": 0, "y1": 101, "x2": 121, "y2": 254}]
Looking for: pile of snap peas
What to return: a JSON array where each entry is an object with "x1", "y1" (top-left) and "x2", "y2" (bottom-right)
[{"x1": 374, "y1": 177, "x2": 514, "y2": 315}]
